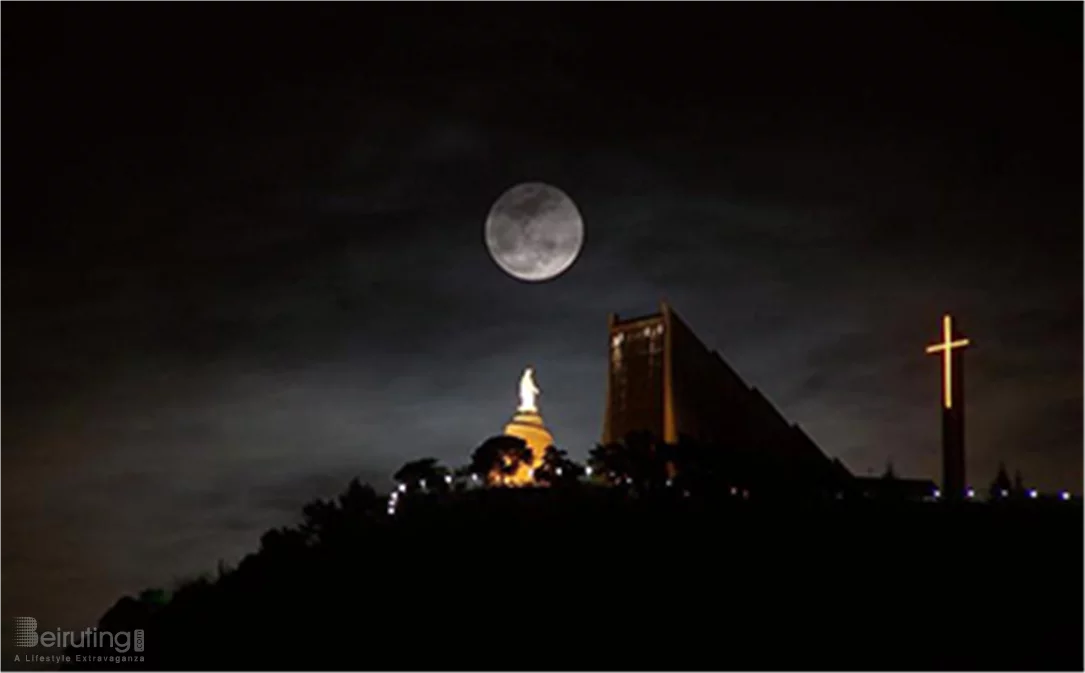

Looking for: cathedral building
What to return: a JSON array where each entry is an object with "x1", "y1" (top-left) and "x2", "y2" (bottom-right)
[{"x1": 603, "y1": 301, "x2": 850, "y2": 496}]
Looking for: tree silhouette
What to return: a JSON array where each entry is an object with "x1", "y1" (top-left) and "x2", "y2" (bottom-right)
[
  {"x1": 882, "y1": 460, "x2": 897, "y2": 480},
  {"x1": 293, "y1": 478, "x2": 385, "y2": 547},
  {"x1": 469, "y1": 435, "x2": 533, "y2": 485},
  {"x1": 138, "y1": 587, "x2": 170, "y2": 607},
  {"x1": 587, "y1": 432, "x2": 672, "y2": 491},
  {"x1": 587, "y1": 442, "x2": 630, "y2": 485},
  {"x1": 394, "y1": 457, "x2": 450, "y2": 493},
  {"x1": 989, "y1": 462, "x2": 1013, "y2": 501},
  {"x1": 339, "y1": 478, "x2": 383, "y2": 514},
  {"x1": 534, "y1": 445, "x2": 584, "y2": 486},
  {"x1": 871, "y1": 460, "x2": 905, "y2": 500},
  {"x1": 1013, "y1": 468, "x2": 1026, "y2": 497},
  {"x1": 261, "y1": 525, "x2": 308, "y2": 554},
  {"x1": 665, "y1": 435, "x2": 730, "y2": 495}
]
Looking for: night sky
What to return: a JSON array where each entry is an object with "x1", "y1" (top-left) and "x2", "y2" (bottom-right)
[{"x1": 3, "y1": 3, "x2": 1081, "y2": 637}]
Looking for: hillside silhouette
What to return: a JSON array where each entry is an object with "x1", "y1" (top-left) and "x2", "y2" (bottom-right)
[{"x1": 63, "y1": 436, "x2": 1083, "y2": 671}]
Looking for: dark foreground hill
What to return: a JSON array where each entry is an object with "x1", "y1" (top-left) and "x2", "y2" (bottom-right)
[{"x1": 66, "y1": 484, "x2": 1082, "y2": 670}]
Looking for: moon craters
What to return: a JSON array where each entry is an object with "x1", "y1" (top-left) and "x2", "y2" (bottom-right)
[{"x1": 484, "y1": 182, "x2": 584, "y2": 282}]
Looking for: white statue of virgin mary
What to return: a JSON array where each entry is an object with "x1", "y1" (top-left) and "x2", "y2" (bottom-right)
[{"x1": 518, "y1": 367, "x2": 540, "y2": 413}]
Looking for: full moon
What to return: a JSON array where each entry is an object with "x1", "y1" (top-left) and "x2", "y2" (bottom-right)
[{"x1": 484, "y1": 182, "x2": 584, "y2": 282}]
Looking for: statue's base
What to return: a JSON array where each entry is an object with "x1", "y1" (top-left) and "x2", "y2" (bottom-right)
[{"x1": 503, "y1": 411, "x2": 554, "y2": 465}]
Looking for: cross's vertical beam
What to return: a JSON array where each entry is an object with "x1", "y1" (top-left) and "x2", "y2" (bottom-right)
[
  {"x1": 926, "y1": 314, "x2": 970, "y2": 500},
  {"x1": 942, "y1": 344, "x2": 966, "y2": 500}
]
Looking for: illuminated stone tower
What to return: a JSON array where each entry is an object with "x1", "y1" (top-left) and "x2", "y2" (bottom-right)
[{"x1": 499, "y1": 367, "x2": 553, "y2": 485}]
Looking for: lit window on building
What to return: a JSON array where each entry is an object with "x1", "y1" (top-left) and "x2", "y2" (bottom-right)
[
  {"x1": 611, "y1": 332, "x2": 625, "y2": 369},
  {"x1": 649, "y1": 330, "x2": 662, "y2": 354}
]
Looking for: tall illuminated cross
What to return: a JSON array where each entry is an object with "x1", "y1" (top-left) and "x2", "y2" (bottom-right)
[
  {"x1": 925, "y1": 313, "x2": 970, "y2": 409},
  {"x1": 925, "y1": 313, "x2": 970, "y2": 499}
]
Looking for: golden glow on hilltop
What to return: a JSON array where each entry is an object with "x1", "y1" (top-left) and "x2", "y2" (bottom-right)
[
  {"x1": 488, "y1": 450, "x2": 541, "y2": 487},
  {"x1": 492, "y1": 412, "x2": 550, "y2": 486},
  {"x1": 925, "y1": 313, "x2": 970, "y2": 409}
]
